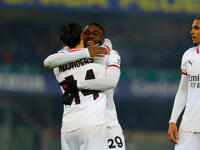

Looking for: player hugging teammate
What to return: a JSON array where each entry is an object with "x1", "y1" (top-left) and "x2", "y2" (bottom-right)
[{"x1": 44, "y1": 22, "x2": 125, "y2": 150}]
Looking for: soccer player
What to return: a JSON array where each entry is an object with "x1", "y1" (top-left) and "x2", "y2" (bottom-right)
[
  {"x1": 44, "y1": 23, "x2": 126, "y2": 150},
  {"x1": 52, "y1": 22, "x2": 109, "y2": 150},
  {"x1": 83, "y1": 23, "x2": 125, "y2": 150},
  {"x1": 168, "y1": 16, "x2": 200, "y2": 150}
]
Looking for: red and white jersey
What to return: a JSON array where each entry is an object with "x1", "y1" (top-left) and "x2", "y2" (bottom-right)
[
  {"x1": 54, "y1": 48, "x2": 107, "y2": 132},
  {"x1": 105, "y1": 50, "x2": 121, "y2": 127},
  {"x1": 180, "y1": 45, "x2": 200, "y2": 131}
]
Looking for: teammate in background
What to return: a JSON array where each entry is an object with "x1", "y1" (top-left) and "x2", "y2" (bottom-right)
[
  {"x1": 168, "y1": 16, "x2": 200, "y2": 150},
  {"x1": 44, "y1": 23, "x2": 126, "y2": 150},
  {"x1": 52, "y1": 22, "x2": 109, "y2": 150}
]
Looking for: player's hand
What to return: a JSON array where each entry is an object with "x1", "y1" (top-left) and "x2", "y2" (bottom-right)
[
  {"x1": 168, "y1": 122, "x2": 179, "y2": 144},
  {"x1": 59, "y1": 75, "x2": 78, "y2": 93},
  {"x1": 88, "y1": 45, "x2": 109, "y2": 57}
]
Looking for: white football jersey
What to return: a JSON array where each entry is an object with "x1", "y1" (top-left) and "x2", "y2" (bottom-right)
[
  {"x1": 180, "y1": 45, "x2": 200, "y2": 132},
  {"x1": 54, "y1": 48, "x2": 107, "y2": 132},
  {"x1": 105, "y1": 50, "x2": 121, "y2": 127}
]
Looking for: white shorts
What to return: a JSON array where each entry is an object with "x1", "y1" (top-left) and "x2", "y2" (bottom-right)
[
  {"x1": 175, "y1": 129, "x2": 200, "y2": 150},
  {"x1": 108, "y1": 126, "x2": 126, "y2": 150},
  {"x1": 61, "y1": 125, "x2": 108, "y2": 150}
]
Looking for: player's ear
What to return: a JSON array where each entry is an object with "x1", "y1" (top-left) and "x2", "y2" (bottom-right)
[{"x1": 80, "y1": 32, "x2": 84, "y2": 40}]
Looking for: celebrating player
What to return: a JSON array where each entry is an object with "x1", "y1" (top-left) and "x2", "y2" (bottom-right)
[
  {"x1": 52, "y1": 22, "x2": 109, "y2": 150},
  {"x1": 44, "y1": 23, "x2": 126, "y2": 150},
  {"x1": 168, "y1": 16, "x2": 200, "y2": 150},
  {"x1": 83, "y1": 23, "x2": 125, "y2": 150}
]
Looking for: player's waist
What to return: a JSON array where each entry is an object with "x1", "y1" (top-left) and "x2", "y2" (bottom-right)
[{"x1": 62, "y1": 101, "x2": 107, "y2": 132}]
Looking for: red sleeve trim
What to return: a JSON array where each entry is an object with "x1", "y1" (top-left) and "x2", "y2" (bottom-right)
[
  {"x1": 58, "y1": 51, "x2": 65, "y2": 53},
  {"x1": 197, "y1": 47, "x2": 199, "y2": 54},
  {"x1": 182, "y1": 72, "x2": 187, "y2": 75},
  {"x1": 108, "y1": 64, "x2": 120, "y2": 69},
  {"x1": 104, "y1": 45, "x2": 111, "y2": 54},
  {"x1": 68, "y1": 48, "x2": 83, "y2": 53}
]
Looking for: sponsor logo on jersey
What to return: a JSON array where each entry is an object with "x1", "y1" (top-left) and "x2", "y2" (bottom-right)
[
  {"x1": 189, "y1": 74, "x2": 200, "y2": 82},
  {"x1": 189, "y1": 74, "x2": 200, "y2": 89}
]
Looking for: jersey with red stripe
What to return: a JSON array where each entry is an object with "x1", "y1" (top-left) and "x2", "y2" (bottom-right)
[
  {"x1": 54, "y1": 46, "x2": 121, "y2": 129},
  {"x1": 105, "y1": 50, "x2": 121, "y2": 127},
  {"x1": 180, "y1": 45, "x2": 200, "y2": 131},
  {"x1": 53, "y1": 50, "x2": 107, "y2": 132}
]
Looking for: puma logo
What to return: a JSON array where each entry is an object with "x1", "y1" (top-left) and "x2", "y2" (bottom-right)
[{"x1": 188, "y1": 60, "x2": 193, "y2": 66}]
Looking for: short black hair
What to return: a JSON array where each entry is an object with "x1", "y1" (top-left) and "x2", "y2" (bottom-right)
[
  {"x1": 86, "y1": 22, "x2": 105, "y2": 37},
  {"x1": 59, "y1": 22, "x2": 82, "y2": 48}
]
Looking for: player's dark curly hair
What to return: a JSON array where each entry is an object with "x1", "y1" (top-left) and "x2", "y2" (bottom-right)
[{"x1": 59, "y1": 22, "x2": 82, "y2": 48}]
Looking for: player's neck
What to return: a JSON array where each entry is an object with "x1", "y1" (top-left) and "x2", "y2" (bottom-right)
[{"x1": 69, "y1": 40, "x2": 84, "y2": 50}]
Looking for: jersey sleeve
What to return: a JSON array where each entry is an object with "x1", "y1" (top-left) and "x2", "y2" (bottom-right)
[
  {"x1": 102, "y1": 38, "x2": 112, "y2": 54},
  {"x1": 57, "y1": 46, "x2": 69, "y2": 53},
  {"x1": 77, "y1": 50, "x2": 121, "y2": 91},
  {"x1": 107, "y1": 50, "x2": 121, "y2": 69},
  {"x1": 169, "y1": 50, "x2": 190, "y2": 123},
  {"x1": 77, "y1": 67, "x2": 120, "y2": 91},
  {"x1": 44, "y1": 47, "x2": 90, "y2": 69},
  {"x1": 181, "y1": 51, "x2": 188, "y2": 75},
  {"x1": 169, "y1": 74, "x2": 188, "y2": 123}
]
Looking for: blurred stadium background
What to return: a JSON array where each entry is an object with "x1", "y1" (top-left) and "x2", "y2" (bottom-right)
[{"x1": 0, "y1": 0, "x2": 199, "y2": 150}]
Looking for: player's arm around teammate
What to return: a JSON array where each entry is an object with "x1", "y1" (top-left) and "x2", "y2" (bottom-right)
[
  {"x1": 44, "y1": 39, "x2": 120, "y2": 91},
  {"x1": 44, "y1": 39, "x2": 110, "y2": 69}
]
